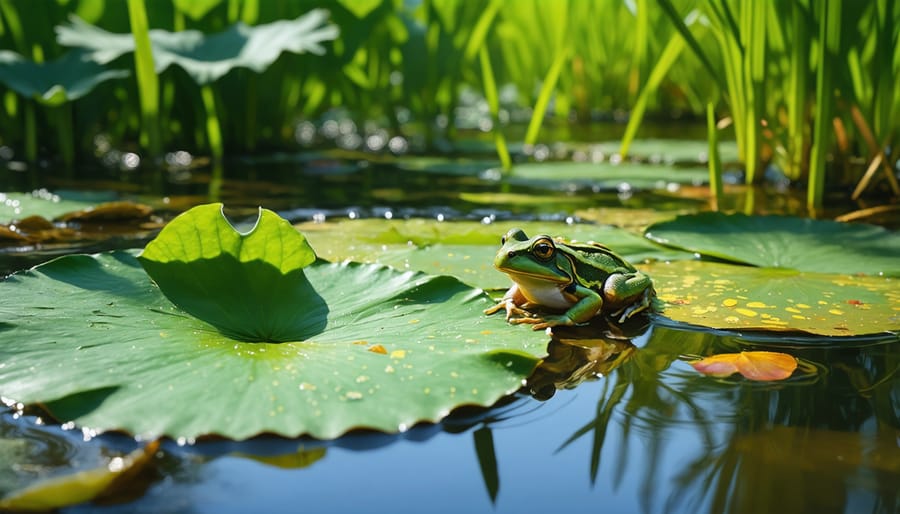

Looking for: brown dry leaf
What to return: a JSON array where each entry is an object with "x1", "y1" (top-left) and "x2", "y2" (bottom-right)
[{"x1": 691, "y1": 351, "x2": 798, "y2": 381}]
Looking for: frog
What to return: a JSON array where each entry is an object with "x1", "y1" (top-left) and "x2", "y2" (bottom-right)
[{"x1": 484, "y1": 228, "x2": 654, "y2": 330}]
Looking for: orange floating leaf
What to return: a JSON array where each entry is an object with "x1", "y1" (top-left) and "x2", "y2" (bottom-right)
[{"x1": 691, "y1": 351, "x2": 798, "y2": 381}]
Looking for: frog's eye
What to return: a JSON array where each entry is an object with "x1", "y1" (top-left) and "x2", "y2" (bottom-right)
[
  {"x1": 532, "y1": 239, "x2": 555, "y2": 261},
  {"x1": 500, "y1": 236, "x2": 507, "y2": 245}
]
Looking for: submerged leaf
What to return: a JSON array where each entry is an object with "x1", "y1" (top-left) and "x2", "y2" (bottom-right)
[
  {"x1": 690, "y1": 351, "x2": 798, "y2": 381},
  {"x1": 644, "y1": 212, "x2": 900, "y2": 276},
  {"x1": 0, "y1": 441, "x2": 158, "y2": 511}
]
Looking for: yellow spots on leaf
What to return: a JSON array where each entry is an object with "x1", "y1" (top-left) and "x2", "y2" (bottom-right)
[
  {"x1": 408, "y1": 319, "x2": 420, "y2": 324},
  {"x1": 390, "y1": 350, "x2": 406, "y2": 359},
  {"x1": 691, "y1": 306, "x2": 716, "y2": 315},
  {"x1": 352, "y1": 340, "x2": 368, "y2": 345},
  {"x1": 760, "y1": 318, "x2": 788, "y2": 326},
  {"x1": 465, "y1": 338, "x2": 477, "y2": 344},
  {"x1": 817, "y1": 300, "x2": 828, "y2": 305},
  {"x1": 746, "y1": 301, "x2": 770, "y2": 309},
  {"x1": 829, "y1": 309, "x2": 844, "y2": 315},
  {"x1": 796, "y1": 303, "x2": 811, "y2": 309},
  {"x1": 792, "y1": 315, "x2": 807, "y2": 320},
  {"x1": 735, "y1": 308, "x2": 758, "y2": 317},
  {"x1": 725, "y1": 316, "x2": 740, "y2": 324},
  {"x1": 384, "y1": 365, "x2": 395, "y2": 373},
  {"x1": 355, "y1": 375, "x2": 369, "y2": 384},
  {"x1": 723, "y1": 298, "x2": 738, "y2": 307},
  {"x1": 785, "y1": 307, "x2": 801, "y2": 314},
  {"x1": 480, "y1": 330, "x2": 493, "y2": 335},
  {"x1": 344, "y1": 391, "x2": 363, "y2": 401},
  {"x1": 367, "y1": 344, "x2": 387, "y2": 355},
  {"x1": 299, "y1": 382, "x2": 316, "y2": 391}
]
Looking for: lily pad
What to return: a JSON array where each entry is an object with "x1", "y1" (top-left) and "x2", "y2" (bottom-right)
[
  {"x1": 0, "y1": 49, "x2": 129, "y2": 106},
  {"x1": 592, "y1": 138, "x2": 739, "y2": 164},
  {"x1": 503, "y1": 162, "x2": 709, "y2": 191},
  {"x1": 645, "y1": 260, "x2": 900, "y2": 336},
  {"x1": 0, "y1": 207, "x2": 549, "y2": 440},
  {"x1": 57, "y1": 10, "x2": 339, "y2": 84},
  {"x1": 297, "y1": 219, "x2": 692, "y2": 289},
  {"x1": 644, "y1": 212, "x2": 900, "y2": 277},
  {"x1": 0, "y1": 191, "x2": 118, "y2": 224}
]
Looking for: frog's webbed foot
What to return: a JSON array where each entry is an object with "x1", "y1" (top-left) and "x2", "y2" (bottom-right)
[
  {"x1": 484, "y1": 299, "x2": 534, "y2": 321},
  {"x1": 611, "y1": 288, "x2": 653, "y2": 323},
  {"x1": 510, "y1": 314, "x2": 576, "y2": 331}
]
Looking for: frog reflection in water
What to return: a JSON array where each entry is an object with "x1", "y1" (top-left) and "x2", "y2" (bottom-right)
[{"x1": 484, "y1": 228, "x2": 654, "y2": 330}]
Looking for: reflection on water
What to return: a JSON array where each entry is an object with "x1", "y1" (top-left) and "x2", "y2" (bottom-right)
[{"x1": 1, "y1": 319, "x2": 896, "y2": 513}]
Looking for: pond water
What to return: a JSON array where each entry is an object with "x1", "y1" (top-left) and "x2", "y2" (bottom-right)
[{"x1": 1, "y1": 128, "x2": 898, "y2": 513}]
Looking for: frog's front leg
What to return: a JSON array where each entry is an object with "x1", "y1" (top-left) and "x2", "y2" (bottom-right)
[
  {"x1": 604, "y1": 271, "x2": 654, "y2": 322},
  {"x1": 511, "y1": 283, "x2": 604, "y2": 330},
  {"x1": 484, "y1": 284, "x2": 535, "y2": 321}
]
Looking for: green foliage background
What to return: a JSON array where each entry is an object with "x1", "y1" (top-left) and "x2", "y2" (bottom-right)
[{"x1": 0, "y1": 0, "x2": 897, "y2": 203}]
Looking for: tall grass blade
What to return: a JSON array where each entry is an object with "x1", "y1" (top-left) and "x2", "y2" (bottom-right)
[
  {"x1": 620, "y1": 33, "x2": 685, "y2": 157},
  {"x1": 126, "y1": 0, "x2": 161, "y2": 158},
  {"x1": 707, "y1": 102, "x2": 723, "y2": 211},
  {"x1": 808, "y1": 0, "x2": 842, "y2": 212},
  {"x1": 478, "y1": 45, "x2": 511, "y2": 172},
  {"x1": 524, "y1": 46, "x2": 569, "y2": 147},
  {"x1": 657, "y1": 0, "x2": 726, "y2": 92}
]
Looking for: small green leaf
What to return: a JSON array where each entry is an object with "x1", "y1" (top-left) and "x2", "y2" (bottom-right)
[
  {"x1": 138, "y1": 204, "x2": 317, "y2": 342},
  {"x1": 645, "y1": 212, "x2": 900, "y2": 276}
]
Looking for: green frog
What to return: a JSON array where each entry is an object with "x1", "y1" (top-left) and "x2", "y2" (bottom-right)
[{"x1": 484, "y1": 228, "x2": 654, "y2": 330}]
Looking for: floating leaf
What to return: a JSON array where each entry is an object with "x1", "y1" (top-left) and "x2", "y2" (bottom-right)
[
  {"x1": 0, "y1": 191, "x2": 118, "y2": 224},
  {"x1": 591, "y1": 138, "x2": 739, "y2": 164},
  {"x1": 57, "y1": 11, "x2": 339, "y2": 84},
  {"x1": 0, "y1": 49, "x2": 129, "y2": 106},
  {"x1": 0, "y1": 208, "x2": 549, "y2": 440},
  {"x1": 297, "y1": 219, "x2": 692, "y2": 289},
  {"x1": 503, "y1": 162, "x2": 709, "y2": 191},
  {"x1": 690, "y1": 351, "x2": 798, "y2": 381},
  {"x1": 646, "y1": 260, "x2": 900, "y2": 336},
  {"x1": 0, "y1": 441, "x2": 158, "y2": 511},
  {"x1": 644, "y1": 212, "x2": 900, "y2": 276}
]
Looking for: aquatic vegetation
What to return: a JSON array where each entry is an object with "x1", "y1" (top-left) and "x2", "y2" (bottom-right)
[{"x1": 644, "y1": 212, "x2": 900, "y2": 276}]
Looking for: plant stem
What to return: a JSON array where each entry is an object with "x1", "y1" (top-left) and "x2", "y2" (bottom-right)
[
  {"x1": 808, "y1": 0, "x2": 841, "y2": 213},
  {"x1": 707, "y1": 103, "x2": 723, "y2": 211},
  {"x1": 127, "y1": 0, "x2": 162, "y2": 158},
  {"x1": 200, "y1": 84, "x2": 224, "y2": 161}
]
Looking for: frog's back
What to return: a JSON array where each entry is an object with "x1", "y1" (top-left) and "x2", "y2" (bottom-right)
[{"x1": 563, "y1": 240, "x2": 637, "y2": 287}]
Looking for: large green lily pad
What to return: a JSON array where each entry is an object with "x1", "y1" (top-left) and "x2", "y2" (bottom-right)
[
  {"x1": 644, "y1": 212, "x2": 900, "y2": 277},
  {"x1": 645, "y1": 260, "x2": 900, "y2": 336},
  {"x1": 0, "y1": 207, "x2": 549, "y2": 440},
  {"x1": 57, "y1": 10, "x2": 338, "y2": 84}
]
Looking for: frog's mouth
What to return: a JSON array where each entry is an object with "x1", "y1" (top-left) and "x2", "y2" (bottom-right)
[{"x1": 496, "y1": 266, "x2": 571, "y2": 285}]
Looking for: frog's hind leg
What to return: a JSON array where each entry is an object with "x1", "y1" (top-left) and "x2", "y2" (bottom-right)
[{"x1": 603, "y1": 272, "x2": 654, "y2": 323}]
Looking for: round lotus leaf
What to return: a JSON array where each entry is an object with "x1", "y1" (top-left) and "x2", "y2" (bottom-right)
[{"x1": 0, "y1": 206, "x2": 550, "y2": 440}]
